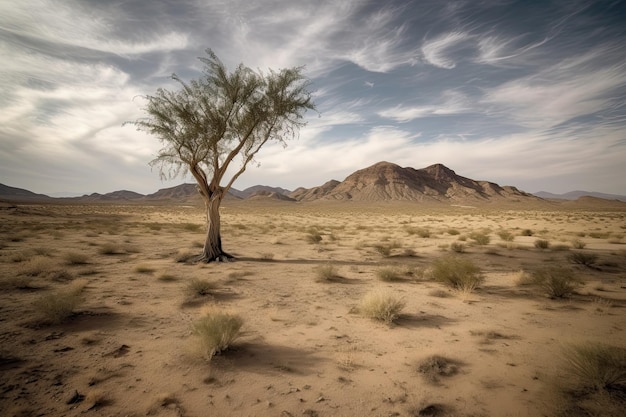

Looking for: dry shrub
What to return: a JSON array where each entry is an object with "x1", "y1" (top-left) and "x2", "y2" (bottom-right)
[
  {"x1": 314, "y1": 263, "x2": 341, "y2": 282},
  {"x1": 571, "y1": 239, "x2": 586, "y2": 249},
  {"x1": 32, "y1": 279, "x2": 88, "y2": 324},
  {"x1": 134, "y1": 265, "x2": 155, "y2": 274},
  {"x1": 175, "y1": 249, "x2": 197, "y2": 263},
  {"x1": 450, "y1": 242, "x2": 465, "y2": 253},
  {"x1": 186, "y1": 278, "x2": 218, "y2": 297},
  {"x1": 64, "y1": 252, "x2": 89, "y2": 265},
  {"x1": 567, "y1": 251, "x2": 598, "y2": 267},
  {"x1": 305, "y1": 229, "x2": 322, "y2": 244},
  {"x1": 192, "y1": 307, "x2": 243, "y2": 359},
  {"x1": 498, "y1": 230, "x2": 515, "y2": 241},
  {"x1": 98, "y1": 243, "x2": 125, "y2": 255},
  {"x1": 431, "y1": 254, "x2": 483, "y2": 292},
  {"x1": 375, "y1": 266, "x2": 403, "y2": 282},
  {"x1": 554, "y1": 343, "x2": 626, "y2": 417},
  {"x1": 532, "y1": 266, "x2": 583, "y2": 298},
  {"x1": 534, "y1": 239, "x2": 550, "y2": 249},
  {"x1": 417, "y1": 355, "x2": 461, "y2": 384},
  {"x1": 18, "y1": 256, "x2": 57, "y2": 277},
  {"x1": 359, "y1": 288, "x2": 405, "y2": 324},
  {"x1": 468, "y1": 232, "x2": 490, "y2": 245}
]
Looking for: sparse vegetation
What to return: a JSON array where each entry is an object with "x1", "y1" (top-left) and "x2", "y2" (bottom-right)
[
  {"x1": 375, "y1": 266, "x2": 403, "y2": 282},
  {"x1": 305, "y1": 229, "x2": 323, "y2": 244},
  {"x1": 32, "y1": 279, "x2": 88, "y2": 324},
  {"x1": 532, "y1": 266, "x2": 582, "y2": 298},
  {"x1": 417, "y1": 355, "x2": 461, "y2": 384},
  {"x1": 431, "y1": 254, "x2": 483, "y2": 292},
  {"x1": 186, "y1": 278, "x2": 218, "y2": 297},
  {"x1": 314, "y1": 263, "x2": 341, "y2": 282},
  {"x1": 534, "y1": 239, "x2": 550, "y2": 249},
  {"x1": 192, "y1": 308, "x2": 244, "y2": 359},
  {"x1": 469, "y1": 231, "x2": 490, "y2": 245},
  {"x1": 64, "y1": 252, "x2": 89, "y2": 265},
  {"x1": 450, "y1": 242, "x2": 465, "y2": 253},
  {"x1": 571, "y1": 239, "x2": 586, "y2": 249},
  {"x1": 567, "y1": 251, "x2": 598, "y2": 267},
  {"x1": 497, "y1": 230, "x2": 515, "y2": 241},
  {"x1": 555, "y1": 343, "x2": 626, "y2": 417},
  {"x1": 359, "y1": 288, "x2": 405, "y2": 324},
  {"x1": 134, "y1": 265, "x2": 155, "y2": 274}
]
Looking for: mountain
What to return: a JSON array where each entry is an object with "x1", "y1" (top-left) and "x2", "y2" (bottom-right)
[
  {"x1": 289, "y1": 180, "x2": 340, "y2": 201},
  {"x1": 230, "y1": 185, "x2": 291, "y2": 199},
  {"x1": 0, "y1": 184, "x2": 52, "y2": 201},
  {"x1": 78, "y1": 190, "x2": 145, "y2": 202},
  {"x1": 289, "y1": 161, "x2": 540, "y2": 204},
  {"x1": 246, "y1": 190, "x2": 296, "y2": 201},
  {"x1": 534, "y1": 190, "x2": 626, "y2": 202}
]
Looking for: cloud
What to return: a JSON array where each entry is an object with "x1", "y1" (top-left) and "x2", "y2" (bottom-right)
[
  {"x1": 482, "y1": 50, "x2": 626, "y2": 129},
  {"x1": 378, "y1": 90, "x2": 472, "y2": 122},
  {"x1": 421, "y1": 31, "x2": 472, "y2": 69}
]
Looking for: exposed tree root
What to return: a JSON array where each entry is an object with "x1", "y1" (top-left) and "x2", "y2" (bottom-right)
[{"x1": 194, "y1": 252, "x2": 235, "y2": 263}]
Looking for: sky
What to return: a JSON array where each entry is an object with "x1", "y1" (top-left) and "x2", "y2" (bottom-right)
[{"x1": 1, "y1": 0, "x2": 625, "y2": 196}]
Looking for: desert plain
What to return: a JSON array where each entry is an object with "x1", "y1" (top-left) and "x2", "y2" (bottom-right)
[{"x1": 0, "y1": 200, "x2": 625, "y2": 417}]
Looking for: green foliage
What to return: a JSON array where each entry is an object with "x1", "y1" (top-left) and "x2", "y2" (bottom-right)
[
  {"x1": 431, "y1": 255, "x2": 483, "y2": 292},
  {"x1": 193, "y1": 309, "x2": 244, "y2": 359}
]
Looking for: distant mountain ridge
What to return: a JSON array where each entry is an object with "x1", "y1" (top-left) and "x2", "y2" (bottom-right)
[
  {"x1": 1, "y1": 162, "x2": 624, "y2": 206},
  {"x1": 534, "y1": 190, "x2": 626, "y2": 202}
]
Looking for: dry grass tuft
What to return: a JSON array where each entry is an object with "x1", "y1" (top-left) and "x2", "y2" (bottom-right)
[
  {"x1": 359, "y1": 288, "x2": 405, "y2": 324},
  {"x1": 431, "y1": 254, "x2": 483, "y2": 292},
  {"x1": 314, "y1": 263, "x2": 342, "y2": 282},
  {"x1": 64, "y1": 252, "x2": 89, "y2": 265},
  {"x1": 32, "y1": 279, "x2": 88, "y2": 324},
  {"x1": 417, "y1": 355, "x2": 461, "y2": 384},
  {"x1": 186, "y1": 278, "x2": 218, "y2": 297},
  {"x1": 554, "y1": 343, "x2": 626, "y2": 417},
  {"x1": 192, "y1": 307, "x2": 244, "y2": 359}
]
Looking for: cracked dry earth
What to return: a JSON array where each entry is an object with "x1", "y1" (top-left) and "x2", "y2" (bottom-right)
[{"x1": 1, "y1": 202, "x2": 625, "y2": 417}]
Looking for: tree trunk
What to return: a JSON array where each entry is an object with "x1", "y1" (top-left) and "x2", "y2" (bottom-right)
[{"x1": 199, "y1": 190, "x2": 233, "y2": 262}]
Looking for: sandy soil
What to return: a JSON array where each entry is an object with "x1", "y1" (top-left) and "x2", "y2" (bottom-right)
[{"x1": 0, "y1": 201, "x2": 624, "y2": 417}]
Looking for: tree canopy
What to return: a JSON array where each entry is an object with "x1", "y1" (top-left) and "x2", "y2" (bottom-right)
[{"x1": 128, "y1": 50, "x2": 315, "y2": 261}]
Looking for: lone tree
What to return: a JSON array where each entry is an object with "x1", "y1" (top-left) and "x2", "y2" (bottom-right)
[{"x1": 128, "y1": 50, "x2": 315, "y2": 262}]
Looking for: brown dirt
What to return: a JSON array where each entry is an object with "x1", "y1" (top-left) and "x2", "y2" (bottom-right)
[{"x1": 0, "y1": 201, "x2": 625, "y2": 416}]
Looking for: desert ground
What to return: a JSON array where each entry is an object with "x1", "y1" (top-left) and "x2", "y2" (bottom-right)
[{"x1": 0, "y1": 200, "x2": 625, "y2": 417}]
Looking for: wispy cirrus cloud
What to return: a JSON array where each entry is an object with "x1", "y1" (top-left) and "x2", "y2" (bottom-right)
[
  {"x1": 421, "y1": 31, "x2": 473, "y2": 69},
  {"x1": 378, "y1": 90, "x2": 472, "y2": 122}
]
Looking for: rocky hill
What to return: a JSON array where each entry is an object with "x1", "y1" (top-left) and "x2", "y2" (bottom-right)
[{"x1": 290, "y1": 161, "x2": 540, "y2": 204}]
